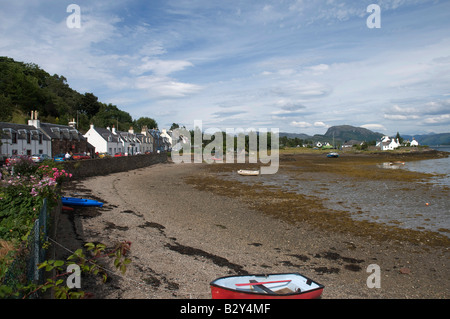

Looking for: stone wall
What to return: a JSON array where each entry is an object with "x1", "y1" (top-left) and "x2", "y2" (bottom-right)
[{"x1": 62, "y1": 153, "x2": 168, "y2": 179}]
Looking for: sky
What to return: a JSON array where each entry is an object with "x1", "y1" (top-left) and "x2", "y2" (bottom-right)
[{"x1": 1, "y1": 0, "x2": 449, "y2": 136}]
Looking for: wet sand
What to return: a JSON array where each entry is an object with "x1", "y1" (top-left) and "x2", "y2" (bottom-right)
[{"x1": 55, "y1": 153, "x2": 449, "y2": 299}]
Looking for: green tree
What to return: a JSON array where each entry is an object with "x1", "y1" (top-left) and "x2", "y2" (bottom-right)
[
  {"x1": 134, "y1": 117, "x2": 158, "y2": 132},
  {"x1": 396, "y1": 132, "x2": 404, "y2": 144},
  {"x1": 0, "y1": 94, "x2": 13, "y2": 121},
  {"x1": 91, "y1": 103, "x2": 133, "y2": 131},
  {"x1": 79, "y1": 93, "x2": 100, "y2": 117}
]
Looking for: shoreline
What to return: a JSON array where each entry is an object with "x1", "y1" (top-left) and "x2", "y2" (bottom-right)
[{"x1": 55, "y1": 151, "x2": 449, "y2": 299}]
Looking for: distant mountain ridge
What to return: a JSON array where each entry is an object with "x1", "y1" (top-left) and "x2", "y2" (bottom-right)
[
  {"x1": 280, "y1": 125, "x2": 450, "y2": 145},
  {"x1": 323, "y1": 125, "x2": 383, "y2": 142},
  {"x1": 402, "y1": 133, "x2": 450, "y2": 146}
]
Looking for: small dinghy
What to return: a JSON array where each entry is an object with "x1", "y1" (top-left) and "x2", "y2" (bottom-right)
[
  {"x1": 327, "y1": 152, "x2": 339, "y2": 158},
  {"x1": 210, "y1": 273, "x2": 324, "y2": 299},
  {"x1": 61, "y1": 196, "x2": 103, "y2": 207},
  {"x1": 237, "y1": 169, "x2": 260, "y2": 176}
]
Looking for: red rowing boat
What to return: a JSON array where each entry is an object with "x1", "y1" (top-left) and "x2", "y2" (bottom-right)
[{"x1": 210, "y1": 273, "x2": 324, "y2": 299}]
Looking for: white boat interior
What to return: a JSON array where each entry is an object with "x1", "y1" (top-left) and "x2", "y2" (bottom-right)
[{"x1": 212, "y1": 273, "x2": 321, "y2": 294}]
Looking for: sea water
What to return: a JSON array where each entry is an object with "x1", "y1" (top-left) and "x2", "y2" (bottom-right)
[
  {"x1": 403, "y1": 146, "x2": 450, "y2": 187},
  {"x1": 222, "y1": 148, "x2": 450, "y2": 237}
]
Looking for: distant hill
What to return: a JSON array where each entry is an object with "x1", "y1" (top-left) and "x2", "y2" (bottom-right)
[
  {"x1": 323, "y1": 125, "x2": 383, "y2": 142},
  {"x1": 280, "y1": 125, "x2": 383, "y2": 146},
  {"x1": 402, "y1": 133, "x2": 450, "y2": 146},
  {"x1": 281, "y1": 125, "x2": 450, "y2": 146}
]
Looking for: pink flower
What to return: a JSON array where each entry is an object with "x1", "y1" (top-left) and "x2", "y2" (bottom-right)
[{"x1": 31, "y1": 188, "x2": 38, "y2": 197}]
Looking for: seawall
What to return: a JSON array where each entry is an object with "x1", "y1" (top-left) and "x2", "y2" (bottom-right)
[{"x1": 62, "y1": 153, "x2": 168, "y2": 179}]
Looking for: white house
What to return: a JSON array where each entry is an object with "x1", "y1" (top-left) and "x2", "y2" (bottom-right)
[
  {"x1": 84, "y1": 124, "x2": 123, "y2": 155},
  {"x1": 0, "y1": 122, "x2": 51, "y2": 157},
  {"x1": 136, "y1": 126, "x2": 154, "y2": 153},
  {"x1": 410, "y1": 138, "x2": 419, "y2": 147},
  {"x1": 377, "y1": 136, "x2": 400, "y2": 151},
  {"x1": 84, "y1": 124, "x2": 156, "y2": 155},
  {"x1": 118, "y1": 127, "x2": 140, "y2": 155}
]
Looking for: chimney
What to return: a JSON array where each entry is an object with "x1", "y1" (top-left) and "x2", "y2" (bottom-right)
[
  {"x1": 90, "y1": 123, "x2": 94, "y2": 130},
  {"x1": 28, "y1": 109, "x2": 41, "y2": 128},
  {"x1": 112, "y1": 125, "x2": 116, "y2": 134},
  {"x1": 128, "y1": 126, "x2": 134, "y2": 134},
  {"x1": 141, "y1": 125, "x2": 148, "y2": 135},
  {"x1": 68, "y1": 118, "x2": 76, "y2": 128}
]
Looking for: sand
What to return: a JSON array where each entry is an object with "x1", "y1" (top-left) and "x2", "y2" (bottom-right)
[{"x1": 54, "y1": 154, "x2": 449, "y2": 299}]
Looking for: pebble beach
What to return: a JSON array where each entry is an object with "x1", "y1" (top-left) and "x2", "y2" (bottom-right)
[{"x1": 54, "y1": 151, "x2": 449, "y2": 299}]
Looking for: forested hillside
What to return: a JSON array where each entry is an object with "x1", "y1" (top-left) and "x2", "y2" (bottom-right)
[{"x1": 0, "y1": 57, "x2": 157, "y2": 132}]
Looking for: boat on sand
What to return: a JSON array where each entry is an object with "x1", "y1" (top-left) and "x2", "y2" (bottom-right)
[
  {"x1": 61, "y1": 196, "x2": 103, "y2": 207},
  {"x1": 210, "y1": 273, "x2": 324, "y2": 299},
  {"x1": 327, "y1": 152, "x2": 339, "y2": 158},
  {"x1": 237, "y1": 169, "x2": 260, "y2": 176}
]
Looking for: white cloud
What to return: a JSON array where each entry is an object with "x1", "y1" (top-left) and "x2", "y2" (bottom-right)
[
  {"x1": 423, "y1": 114, "x2": 450, "y2": 124},
  {"x1": 384, "y1": 113, "x2": 420, "y2": 120},
  {"x1": 132, "y1": 58, "x2": 194, "y2": 76},
  {"x1": 135, "y1": 75, "x2": 203, "y2": 98},
  {"x1": 291, "y1": 121, "x2": 312, "y2": 128},
  {"x1": 384, "y1": 100, "x2": 450, "y2": 126},
  {"x1": 314, "y1": 121, "x2": 329, "y2": 128},
  {"x1": 307, "y1": 64, "x2": 329, "y2": 73},
  {"x1": 361, "y1": 124, "x2": 387, "y2": 132}
]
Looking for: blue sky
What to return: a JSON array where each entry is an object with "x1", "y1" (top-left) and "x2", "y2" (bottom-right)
[{"x1": 1, "y1": 0, "x2": 449, "y2": 135}]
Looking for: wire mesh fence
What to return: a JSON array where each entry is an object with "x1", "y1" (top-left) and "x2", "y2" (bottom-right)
[{"x1": 2, "y1": 198, "x2": 50, "y2": 298}]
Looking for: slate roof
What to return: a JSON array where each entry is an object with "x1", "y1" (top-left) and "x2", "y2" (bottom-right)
[
  {"x1": 0, "y1": 122, "x2": 50, "y2": 141},
  {"x1": 91, "y1": 127, "x2": 122, "y2": 143},
  {"x1": 39, "y1": 123, "x2": 86, "y2": 141}
]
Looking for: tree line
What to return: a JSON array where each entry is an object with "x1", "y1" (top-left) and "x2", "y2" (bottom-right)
[{"x1": 0, "y1": 57, "x2": 157, "y2": 132}]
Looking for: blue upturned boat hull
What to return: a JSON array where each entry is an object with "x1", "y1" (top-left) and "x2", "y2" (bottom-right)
[{"x1": 61, "y1": 197, "x2": 103, "y2": 207}]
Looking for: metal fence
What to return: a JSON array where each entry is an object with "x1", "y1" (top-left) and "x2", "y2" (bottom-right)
[{"x1": 2, "y1": 198, "x2": 50, "y2": 298}]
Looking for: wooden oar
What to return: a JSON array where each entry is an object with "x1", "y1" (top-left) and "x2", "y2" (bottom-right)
[{"x1": 235, "y1": 280, "x2": 291, "y2": 287}]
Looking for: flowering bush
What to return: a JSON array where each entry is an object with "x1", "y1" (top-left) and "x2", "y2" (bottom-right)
[{"x1": 0, "y1": 158, "x2": 71, "y2": 241}]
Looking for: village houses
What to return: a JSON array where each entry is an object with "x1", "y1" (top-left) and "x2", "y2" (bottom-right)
[
  {"x1": 1, "y1": 111, "x2": 172, "y2": 159},
  {"x1": 83, "y1": 124, "x2": 171, "y2": 156},
  {"x1": 1, "y1": 111, "x2": 91, "y2": 158}
]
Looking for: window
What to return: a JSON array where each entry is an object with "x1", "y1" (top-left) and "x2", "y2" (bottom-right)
[
  {"x1": 27, "y1": 133, "x2": 31, "y2": 144},
  {"x1": 39, "y1": 134, "x2": 43, "y2": 144},
  {"x1": 12, "y1": 133, "x2": 17, "y2": 144}
]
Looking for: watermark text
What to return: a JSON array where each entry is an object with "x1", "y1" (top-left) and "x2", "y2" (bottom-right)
[{"x1": 171, "y1": 120, "x2": 279, "y2": 175}]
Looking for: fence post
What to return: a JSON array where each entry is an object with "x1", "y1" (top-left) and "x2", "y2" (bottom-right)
[{"x1": 33, "y1": 218, "x2": 40, "y2": 284}]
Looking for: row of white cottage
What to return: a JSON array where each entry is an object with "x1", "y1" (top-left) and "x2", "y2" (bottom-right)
[
  {"x1": 84, "y1": 124, "x2": 172, "y2": 156},
  {"x1": 0, "y1": 118, "x2": 172, "y2": 158},
  {"x1": 376, "y1": 135, "x2": 419, "y2": 151}
]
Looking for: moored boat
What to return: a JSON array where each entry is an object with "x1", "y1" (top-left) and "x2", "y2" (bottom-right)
[
  {"x1": 389, "y1": 161, "x2": 405, "y2": 165},
  {"x1": 61, "y1": 196, "x2": 103, "y2": 207},
  {"x1": 327, "y1": 152, "x2": 339, "y2": 158},
  {"x1": 237, "y1": 169, "x2": 260, "y2": 176},
  {"x1": 210, "y1": 273, "x2": 324, "y2": 299}
]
